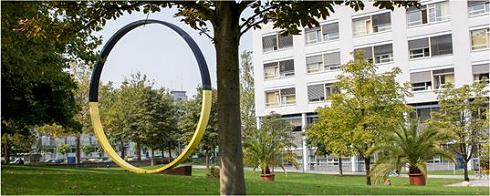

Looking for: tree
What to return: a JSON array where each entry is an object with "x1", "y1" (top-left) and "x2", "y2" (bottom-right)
[
  {"x1": 240, "y1": 50, "x2": 256, "y2": 136},
  {"x1": 1, "y1": 1, "x2": 90, "y2": 164},
  {"x1": 179, "y1": 89, "x2": 218, "y2": 169},
  {"x1": 308, "y1": 51, "x2": 411, "y2": 185},
  {"x1": 243, "y1": 113, "x2": 299, "y2": 177},
  {"x1": 369, "y1": 122, "x2": 454, "y2": 185},
  {"x1": 140, "y1": 88, "x2": 179, "y2": 165},
  {"x1": 429, "y1": 82, "x2": 489, "y2": 181},
  {"x1": 307, "y1": 120, "x2": 353, "y2": 176},
  {"x1": 36, "y1": 1, "x2": 417, "y2": 193},
  {"x1": 70, "y1": 62, "x2": 94, "y2": 164},
  {"x1": 81, "y1": 144, "x2": 95, "y2": 156},
  {"x1": 56, "y1": 144, "x2": 71, "y2": 160}
]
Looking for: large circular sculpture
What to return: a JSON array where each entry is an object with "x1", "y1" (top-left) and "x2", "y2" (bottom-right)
[{"x1": 88, "y1": 19, "x2": 212, "y2": 174}]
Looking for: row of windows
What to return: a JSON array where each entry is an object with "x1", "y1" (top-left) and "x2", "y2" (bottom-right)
[
  {"x1": 263, "y1": 30, "x2": 489, "y2": 81},
  {"x1": 410, "y1": 64, "x2": 489, "y2": 92},
  {"x1": 265, "y1": 64, "x2": 489, "y2": 107},
  {"x1": 262, "y1": 0, "x2": 489, "y2": 52}
]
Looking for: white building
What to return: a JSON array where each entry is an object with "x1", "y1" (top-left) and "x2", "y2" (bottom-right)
[{"x1": 252, "y1": 0, "x2": 489, "y2": 172}]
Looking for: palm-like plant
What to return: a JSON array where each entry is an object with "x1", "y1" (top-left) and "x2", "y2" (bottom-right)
[
  {"x1": 243, "y1": 113, "x2": 299, "y2": 175},
  {"x1": 369, "y1": 121, "x2": 454, "y2": 184}
]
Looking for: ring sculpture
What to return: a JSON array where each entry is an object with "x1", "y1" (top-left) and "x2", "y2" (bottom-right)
[{"x1": 89, "y1": 19, "x2": 212, "y2": 174}]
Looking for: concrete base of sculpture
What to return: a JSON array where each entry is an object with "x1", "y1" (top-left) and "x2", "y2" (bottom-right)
[{"x1": 160, "y1": 165, "x2": 192, "y2": 176}]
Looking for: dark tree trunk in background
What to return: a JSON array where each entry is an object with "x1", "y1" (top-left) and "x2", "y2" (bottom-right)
[
  {"x1": 214, "y1": 2, "x2": 246, "y2": 194},
  {"x1": 338, "y1": 156, "x2": 343, "y2": 176},
  {"x1": 205, "y1": 149, "x2": 210, "y2": 169},
  {"x1": 150, "y1": 149, "x2": 155, "y2": 166},
  {"x1": 3, "y1": 136, "x2": 9, "y2": 164},
  {"x1": 463, "y1": 158, "x2": 470, "y2": 181},
  {"x1": 76, "y1": 135, "x2": 81, "y2": 164},
  {"x1": 120, "y1": 140, "x2": 125, "y2": 159},
  {"x1": 136, "y1": 142, "x2": 141, "y2": 160},
  {"x1": 168, "y1": 147, "x2": 172, "y2": 158},
  {"x1": 364, "y1": 157, "x2": 371, "y2": 185}
]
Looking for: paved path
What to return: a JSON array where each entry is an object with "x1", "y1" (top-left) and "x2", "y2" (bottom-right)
[{"x1": 446, "y1": 179, "x2": 490, "y2": 187}]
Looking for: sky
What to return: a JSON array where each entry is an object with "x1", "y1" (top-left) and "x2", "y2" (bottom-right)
[{"x1": 95, "y1": 8, "x2": 253, "y2": 96}]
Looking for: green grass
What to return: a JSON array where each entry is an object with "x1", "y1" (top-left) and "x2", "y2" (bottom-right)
[
  {"x1": 1, "y1": 165, "x2": 488, "y2": 195},
  {"x1": 428, "y1": 170, "x2": 477, "y2": 175}
]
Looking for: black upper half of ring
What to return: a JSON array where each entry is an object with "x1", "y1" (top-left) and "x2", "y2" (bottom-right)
[{"x1": 89, "y1": 19, "x2": 212, "y2": 102}]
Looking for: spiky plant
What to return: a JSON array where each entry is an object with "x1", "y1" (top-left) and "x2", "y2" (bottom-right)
[
  {"x1": 243, "y1": 113, "x2": 299, "y2": 175},
  {"x1": 368, "y1": 121, "x2": 454, "y2": 184}
]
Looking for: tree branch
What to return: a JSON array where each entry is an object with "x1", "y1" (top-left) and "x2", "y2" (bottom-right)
[
  {"x1": 240, "y1": 18, "x2": 265, "y2": 37},
  {"x1": 239, "y1": 5, "x2": 275, "y2": 30}
]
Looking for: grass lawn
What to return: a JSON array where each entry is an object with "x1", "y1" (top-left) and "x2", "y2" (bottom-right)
[
  {"x1": 1, "y1": 165, "x2": 488, "y2": 195},
  {"x1": 428, "y1": 170, "x2": 477, "y2": 175}
]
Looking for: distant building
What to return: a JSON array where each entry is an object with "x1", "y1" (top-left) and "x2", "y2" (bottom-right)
[
  {"x1": 170, "y1": 90, "x2": 188, "y2": 101},
  {"x1": 252, "y1": 0, "x2": 489, "y2": 172}
]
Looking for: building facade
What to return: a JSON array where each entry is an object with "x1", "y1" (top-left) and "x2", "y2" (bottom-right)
[{"x1": 252, "y1": 0, "x2": 489, "y2": 172}]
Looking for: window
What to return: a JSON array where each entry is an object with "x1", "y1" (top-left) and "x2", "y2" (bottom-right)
[
  {"x1": 307, "y1": 84, "x2": 325, "y2": 102},
  {"x1": 410, "y1": 71, "x2": 432, "y2": 91},
  {"x1": 285, "y1": 116, "x2": 302, "y2": 132},
  {"x1": 471, "y1": 28, "x2": 490, "y2": 50},
  {"x1": 372, "y1": 12, "x2": 391, "y2": 32},
  {"x1": 431, "y1": 34, "x2": 453, "y2": 56},
  {"x1": 408, "y1": 34, "x2": 453, "y2": 59},
  {"x1": 406, "y1": 1, "x2": 449, "y2": 27},
  {"x1": 265, "y1": 91, "x2": 279, "y2": 106},
  {"x1": 407, "y1": 6, "x2": 428, "y2": 26},
  {"x1": 374, "y1": 44, "x2": 394, "y2": 63},
  {"x1": 324, "y1": 52, "x2": 341, "y2": 70},
  {"x1": 355, "y1": 44, "x2": 393, "y2": 64},
  {"x1": 468, "y1": 0, "x2": 490, "y2": 16},
  {"x1": 279, "y1": 60, "x2": 295, "y2": 77},
  {"x1": 305, "y1": 26, "x2": 321, "y2": 44},
  {"x1": 322, "y1": 23, "x2": 339, "y2": 41},
  {"x1": 428, "y1": 1, "x2": 449, "y2": 23},
  {"x1": 305, "y1": 22, "x2": 340, "y2": 44},
  {"x1": 262, "y1": 35, "x2": 277, "y2": 52},
  {"x1": 353, "y1": 12, "x2": 391, "y2": 36},
  {"x1": 266, "y1": 88, "x2": 296, "y2": 107},
  {"x1": 353, "y1": 16, "x2": 372, "y2": 36},
  {"x1": 410, "y1": 106, "x2": 440, "y2": 122},
  {"x1": 263, "y1": 59, "x2": 294, "y2": 80},
  {"x1": 409, "y1": 38, "x2": 430, "y2": 58},
  {"x1": 306, "y1": 55, "x2": 323, "y2": 73},
  {"x1": 473, "y1": 64, "x2": 490, "y2": 83},
  {"x1": 262, "y1": 33, "x2": 293, "y2": 52},
  {"x1": 433, "y1": 68, "x2": 454, "y2": 89},
  {"x1": 307, "y1": 83, "x2": 339, "y2": 103},
  {"x1": 306, "y1": 52, "x2": 341, "y2": 73},
  {"x1": 325, "y1": 84, "x2": 340, "y2": 98}
]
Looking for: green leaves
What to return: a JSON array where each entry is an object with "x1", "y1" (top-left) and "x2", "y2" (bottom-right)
[
  {"x1": 308, "y1": 50, "x2": 411, "y2": 160},
  {"x1": 369, "y1": 122, "x2": 454, "y2": 183},
  {"x1": 243, "y1": 113, "x2": 299, "y2": 174}
]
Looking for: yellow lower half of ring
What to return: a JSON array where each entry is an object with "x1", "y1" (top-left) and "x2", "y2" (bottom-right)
[{"x1": 88, "y1": 90, "x2": 212, "y2": 174}]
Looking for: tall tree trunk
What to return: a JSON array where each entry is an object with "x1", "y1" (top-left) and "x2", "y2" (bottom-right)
[
  {"x1": 120, "y1": 140, "x2": 125, "y2": 159},
  {"x1": 136, "y1": 142, "x2": 141, "y2": 161},
  {"x1": 168, "y1": 147, "x2": 172, "y2": 158},
  {"x1": 364, "y1": 157, "x2": 372, "y2": 185},
  {"x1": 76, "y1": 135, "x2": 81, "y2": 164},
  {"x1": 205, "y1": 149, "x2": 210, "y2": 169},
  {"x1": 150, "y1": 148, "x2": 155, "y2": 166},
  {"x1": 338, "y1": 156, "x2": 343, "y2": 176},
  {"x1": 463, "y1": 159, "x2": 470, "y2": 181},
  {"x1": 3, "y1": 135, "x2": 9, "y2": 164},
  {"x1": 214, "y1": 2, "x2": 246, "y2": 194}
]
